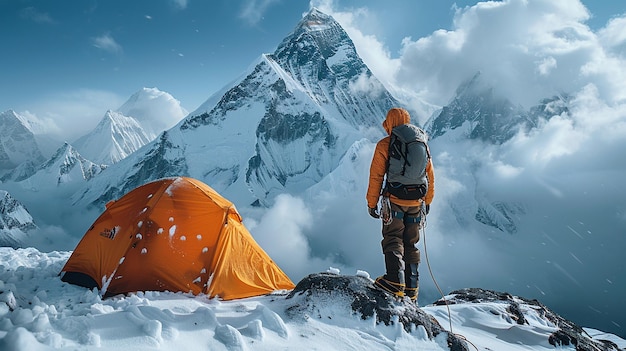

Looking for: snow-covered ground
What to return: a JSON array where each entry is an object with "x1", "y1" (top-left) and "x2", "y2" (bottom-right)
[{"x1": 0, "y1": 247, "x2": 623, "y2": 350}]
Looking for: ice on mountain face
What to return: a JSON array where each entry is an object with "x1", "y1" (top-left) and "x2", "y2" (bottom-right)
[
  {"x1": 475, "y1": 200, "x2": 526, "y2": 234},
  {"x1": 272, "y1": 9, "x2": 395, "y2": 128},
  {"x1": 246, "y1": 107, "x2": 338, "y2": 203},
  {"x1": 301, "y1": 8, "x2": 332, "y2": 32}
]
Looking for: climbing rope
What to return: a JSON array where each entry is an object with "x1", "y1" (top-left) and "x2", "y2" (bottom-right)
[{"x1": 420, "y1": 203, "x2": 479, "y2": 351}]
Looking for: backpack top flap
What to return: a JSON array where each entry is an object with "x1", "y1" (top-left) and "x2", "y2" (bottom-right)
[{"x1": 387, "y1": 124, "x2": 430, "y2": 186}]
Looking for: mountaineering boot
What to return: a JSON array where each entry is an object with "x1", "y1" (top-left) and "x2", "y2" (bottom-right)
[
  {"x1": 404, "y1": 263, "x2": 419, "y2": 303},
  {"x1": 374, "y1": 251, "x2": 406, "y2": 299},
  {"x1": 374, "y1": 276, "x2": 405, "y2": 299}
]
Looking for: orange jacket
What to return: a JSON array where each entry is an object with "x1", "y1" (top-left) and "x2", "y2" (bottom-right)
[{"x1": 366, "y1": 108, "x2": 435, "y2": 209}]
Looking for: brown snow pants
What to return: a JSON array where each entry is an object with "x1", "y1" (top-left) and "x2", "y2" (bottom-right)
[{"x1": 381, "y1": 202, "x2": 422, "y2": 284}]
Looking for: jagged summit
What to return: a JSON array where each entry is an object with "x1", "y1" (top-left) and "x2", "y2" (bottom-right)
[
  {"x1": 296, "y1": 7, "x2": 333, "y2": 32},
  {"x1": 270, "y1": 7, "x2": 381, "y2": 127},
  {"x1": 427, "y1": 72, "x2": 527, "y2": 144},
  {"x1": 426, "y1": 71, "x2": 573, "y2": 147},
  {"x1": 73, "y1": 110, "x2": 152, "y2": 165},
  {"x1": 23, "y1": 142, "x2": 107, "y2": 188},
  {"x1": 293, "y1": 7, "x2": 341, "y2": 36}
]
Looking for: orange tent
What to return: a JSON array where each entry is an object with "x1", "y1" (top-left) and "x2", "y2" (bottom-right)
[{"x1": 60, "y1": 177, "x2": 294, "y2": 300}]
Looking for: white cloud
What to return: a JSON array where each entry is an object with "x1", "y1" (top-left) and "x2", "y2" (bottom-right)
[
  {"x1": 18, "y1": 110, "x2": 61, "y2": 136},
  {"x1": 246, "y1": 194, "x2": 323, "y2": 278},
  {"x1": 397, "y1": 0, "x2": 595, "y2": 106},
  {"x1": 92, "y1": 33, "x2": 123, "y2": 54},
  {"x1": 316, "y1": 0, "x2": 625, "y2": 109},
  {"x1": 239, "y1": 0, "x2": 280, "y2": 26},
  {"x1": 598, "y1": 15, "x2": 626, "y2": 50},
  {"x1": 20, "y1": 6, "x2": 55, "y2": 24},
  {"x1": 536, "y1": 56, "x2": 557, "y2": 75},
  {"x1": 171, "y1": 0, "x2": 188, "y2": 10},
  {"x1": 348, "y1": 73, "x2": 385, "y2": 98}
]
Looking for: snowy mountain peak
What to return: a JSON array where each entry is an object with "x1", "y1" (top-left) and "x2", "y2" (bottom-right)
[
  {"x1": 0, "y1": 190, "x2": 36, "y2": 248},
  {"x1": 23, "y1": 142, "x2": 107, "y2": 188},
  {"x1": 299, "y1": 7, "x2": 334, "y2": 32},
  {"x1": 117, "y1": 87, "x2": 188, "y2": 136},
  {"x1": 270, "y1": 8, "x2": 397, "y2": 124},
  {"x1": 426, "y1": 72, "x2": 574, "y2": 147},
  {"x1": 79, "y1": 8, "x2": 402, "y2": 208},
  {"x1": 427, "y1": 72, "x2": 527, "y2": 144},
  {"x1": 73, "y1": 110, "x2": 153, "y2": 165},
  {"x1": 0, "y1": 110, "x2": 45, "y2": 170}
]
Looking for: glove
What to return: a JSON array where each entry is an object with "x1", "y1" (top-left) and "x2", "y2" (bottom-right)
[
  {"x1": 368, "y1": 207, "x2": 380, "y2": 219},
  {"x1": 425, "y1": 204, "x2": 430, "y2": 215}
]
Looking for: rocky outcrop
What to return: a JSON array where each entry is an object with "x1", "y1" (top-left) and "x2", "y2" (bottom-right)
[
  {"x1": 285, "y1": 273, "x2": 470, "y2": 351},
  {"x1": 436, "y1": 288, "x2": 621, "y2": 351}
]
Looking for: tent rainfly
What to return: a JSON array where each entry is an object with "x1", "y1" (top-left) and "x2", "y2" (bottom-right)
[{"x1": 60, "y1": 177, "x2": 295, "y2": 300}]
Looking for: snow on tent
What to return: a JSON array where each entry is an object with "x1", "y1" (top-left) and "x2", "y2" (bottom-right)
[{"x1": 60, "y1": 176, "x2": 295, "y2": 300}]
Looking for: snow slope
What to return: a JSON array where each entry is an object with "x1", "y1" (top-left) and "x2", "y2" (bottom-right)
[{"x1": 0, "y1": 247, "x2": 623, "y2": 351}]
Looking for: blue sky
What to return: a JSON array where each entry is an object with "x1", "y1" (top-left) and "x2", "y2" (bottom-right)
[{"x1": 1, "y1": 0, "x2": 625, "y2": 140}]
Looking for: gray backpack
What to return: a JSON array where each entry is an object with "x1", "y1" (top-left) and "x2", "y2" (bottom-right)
[{"x1": 385, "y1": 124, "x2": 430, "y2": 200}]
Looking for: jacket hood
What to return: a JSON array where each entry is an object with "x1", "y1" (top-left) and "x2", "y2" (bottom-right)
[{"x1": 382, "y1": 108, "x2": 411, "y2": 135}]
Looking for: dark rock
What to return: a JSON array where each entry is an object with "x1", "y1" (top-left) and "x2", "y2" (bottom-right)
[
  {"x1": 436, "y1": 288, "x2": 621, "y2": 351},
  {"x1": 285, "y1": 273, "x2": 470, "y2": 351}
]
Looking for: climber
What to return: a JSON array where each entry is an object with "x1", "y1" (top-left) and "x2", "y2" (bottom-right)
[{"x1": 366, "y1": 107, "x2": 435, "y2": 303}]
